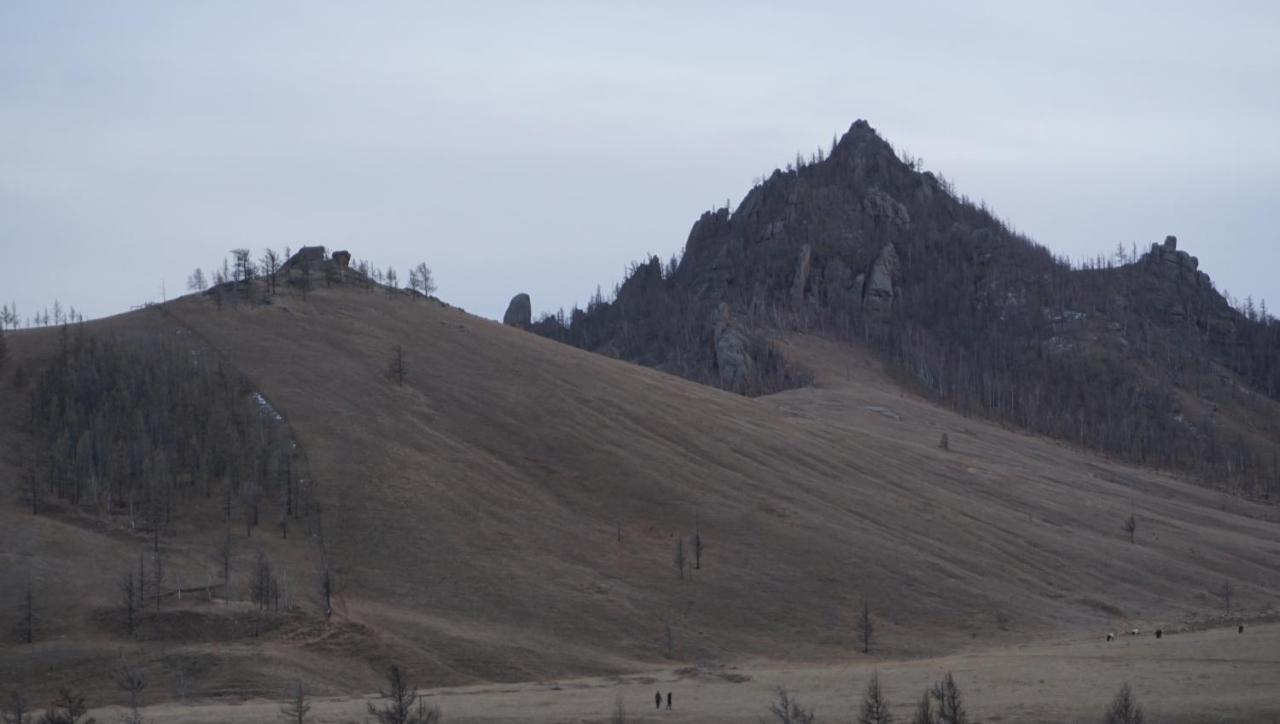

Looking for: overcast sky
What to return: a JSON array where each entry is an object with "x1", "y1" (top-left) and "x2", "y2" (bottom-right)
[{"x1": 2, "y1": 1, "x2": 1278, "y2": 324}]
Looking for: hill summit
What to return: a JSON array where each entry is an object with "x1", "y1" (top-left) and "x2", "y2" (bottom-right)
[{"x1": 523, "y1": 120, "x2": 1280, "y2": 496}]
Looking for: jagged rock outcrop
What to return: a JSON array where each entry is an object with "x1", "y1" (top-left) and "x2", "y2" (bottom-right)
[
  {"x1": 1147, "y1": 235, "x2": 1207, "y2": 287},
  {"x1": 503, "y1": 293, "x2": 532, "y2": 328},
  {"x1": 791, "y1": 244, "x2": 813, "y2": 303},
  {"x1": 712, "y1": 303, "x2": 752, "y2": 389},
  {"x1": 862, "y1": 188, "x2": 911, "y2": 229},
  {"x1": 332, "y1": 250, "x2": 351, "y2": 268},
  {"x1": 285, "y1": 245, "x2": 327, "y2": 269},
  {"x1": 862, "y1": 243, "x2": 899, "y2": 315},
  {"x1": 1133, "y1": 234, "x2": 1234, "y2": 343}
]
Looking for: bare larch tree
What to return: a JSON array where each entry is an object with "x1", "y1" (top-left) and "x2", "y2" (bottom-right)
[
  {"x1": 261, "y1": 249, "x2": 282, "y2": 297},
  {"x1": 765, "y1": 688, "x2": 816, "y2": 724},
  {"x1": 1218, "y1": 580, "x2": 1234, "y2": 613},
  {"x1": 929, "y1": 673, "x2": 968, "y2": 724},
  {"x1": 857, "y1": 599, "x2": 874, "y2": 654},
  {"x1": 279, "y1": 681, "x2": 311, "y2": 724},
  {"x1": 120, "y1": 572, "x2": 136, "y2": 636},
  {"x1": 858, "y1": 672, "x2": 893, "y2": 724},
  {"x1": 1103, "y1": 683, "x2": 1145, "y2": 724},
  {"x1": 1, "y1": 690, "x2": 32, "y2": 724},
  {"x1": 113, "y1": 662, "x2": 146, "y2": 724},
  {"x1": 386, "y1": 345, "x2": 406, "y2": 386},
  {"x1": 367, "y1": 666, "x2": 440, "y2": 724}
]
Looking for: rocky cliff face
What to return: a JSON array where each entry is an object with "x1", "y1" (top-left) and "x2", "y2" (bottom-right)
[{"x1": 521, "y1": 120, "x2": 1280, "y2": 495}]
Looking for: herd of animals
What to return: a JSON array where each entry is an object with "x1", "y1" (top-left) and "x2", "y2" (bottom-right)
[{"x1": 1105, "y1": 625, "x2": 1244, "y2": 642}]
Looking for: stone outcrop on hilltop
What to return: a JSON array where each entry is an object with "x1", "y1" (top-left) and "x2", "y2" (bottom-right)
[
  {"x1": 518, "y1": 119, "x2": 1280, "y2": 493},
  {"x1": 503, "y1": 293, "x2": 532, "y2": 328},
  {"x1": 1137, "y1": 235, "x2": 1235, "y2": 345},
  {"x1": 285, "y1": 245, "x2": 328, "y2": 269}
]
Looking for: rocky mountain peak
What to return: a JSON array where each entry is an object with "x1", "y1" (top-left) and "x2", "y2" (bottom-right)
[{"x1": 515, "y1": 122, "x2": 1280, "y2": 494}]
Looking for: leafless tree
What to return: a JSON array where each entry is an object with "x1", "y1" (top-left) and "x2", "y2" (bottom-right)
[
  {"x1": 278, "y1": 682, "x2": 311, "y2": 724},
  {"x1": 138, "y1": 550, "x2": 146, "y2": 608},
  {"x1": 321, "y1": 566, "x2": 334, "y2": 620},
  {"x1": 910, "y1": 690, "x2": 933, "y2": 724},
  {"x1": 765, "y1": 688, "x2": 815, "y2": 724},
  {"x1": 36, "y1": 688, "x2": 95, "y2": 724},
  {"x1": 120, "y1": 573, "x2": 136, "y2": 636},
  {"x1": 186, "y1": 268, "x2": 207, "y2": 292},
  {"x1": 367, "y1": 666, "x2": 440, "y2": 724},
  {"x1": 408, "y1": 263, "x2": 436, "y2": 299},
  {"x1": 251, "y1": 550, "x2": 277, "y2": 612},
  {"x1": 221, "y1": 526, "x2": 232, "y2": 584},
  {"x1": 261, "y1": 249, "x2": 282, "y2": 296},
  {"x1": 857, "y1": 599, "x2": 874, "y2": 654},
  {"x1": 387, "y1": 345, "x2": 406, "y2": 386},
  {"x1": 0, "y1": 302, "x2": 17, "y2": 330},
  {"x1": 386, "y1": 268, "x2": 398, "y2": 297},
  {"x1": 231, "y1": 249, "x2": 255, "y2": 288},
  {"x1": 355, "y1": 260, "x2": 372, "y2": 290},
  {"x1": 939, "y1": 433, "x2": 949, "y2": 451},
  {"x1": 0, "y1": 326, "x2": 8, "y2": 371},
  {"x1": 1, "y1": 690, "x2": 32, "y2": 724},
  {"x1": 113, "y1": 662, "x2": 146, "y2": 724},
  {"x1": 929, "y1": 673, "x2": 968, "y2": 724},
  {"x1": 1103, "y1": 683, "x2": 1144, "y2": 724},
  {"x1": 298, "y1": 263, "x2": 312, "y2": 298},
  {"x1": 675, "y1": 536, "x2": 685, "y2": 580},
  {"x1": 1123, "y1": 513, "x2": 1137, "y2": 544},
  {"x1": 693, "y1": 530, "x2": 703, "y2": 570},
  {"x1": 21, "y1": 449, "x2": 40, "y2": 514},
  {"x1": 152, "y1": 551, "x2": 165, "y2": 612},
  {"x1": 12, "y1": 577, "x2": 35, "y2": 645},
  {"x1": 1218, "y1": 580, "x2": 1234, "y2": 613},
  {"x1": 609, "y1": 694, "x2": 626, "y2": 724},
  {"x1": 858, "y1": 672, "x2": 893, "y2": 724}
]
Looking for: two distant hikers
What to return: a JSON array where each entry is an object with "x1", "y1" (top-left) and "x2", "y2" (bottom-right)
[{"x1": 654, "y1": 691, "x2": 673, "y2": 710}]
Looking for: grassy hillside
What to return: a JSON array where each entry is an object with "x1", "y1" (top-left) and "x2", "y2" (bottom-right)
[{"x1": 2, "y1": 281, "x2": 1279, "y2": 706}]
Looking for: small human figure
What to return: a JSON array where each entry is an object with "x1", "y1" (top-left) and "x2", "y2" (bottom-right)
[
  {"x1": 1239, "y1": 624, "x2": 1245, "y2": 634},
  {"x1": 655, "y1": 691, "x2": 662, "y2": 709},
  {"x1": 1155, "y1": 629, "x2": 1162, "y2": 639},
  {"x1": 667, "y1": 691, "x2": 673, "y2": 710}
]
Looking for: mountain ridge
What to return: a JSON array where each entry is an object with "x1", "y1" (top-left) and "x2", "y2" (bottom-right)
[{"x1": 522, "y1": 120, "x2": 1280, "y2": 497}]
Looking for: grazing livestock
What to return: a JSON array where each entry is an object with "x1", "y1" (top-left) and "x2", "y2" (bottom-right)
[
  {"x1": 1129, "y1": 628, "x2": 1140, "y2": 636},
  {"x1": 1106, "y1": 633, "x2": 1115, "y2": 642}
]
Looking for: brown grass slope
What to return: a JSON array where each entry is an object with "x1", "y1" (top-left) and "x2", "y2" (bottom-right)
[{"x1": 2, "y1": 283, "x2": 1279, "y2": 704}]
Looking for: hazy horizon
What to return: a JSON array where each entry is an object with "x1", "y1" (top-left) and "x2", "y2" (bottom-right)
[{"x1": 3, "y1": 2, "x2": 1278, "y2": 324}]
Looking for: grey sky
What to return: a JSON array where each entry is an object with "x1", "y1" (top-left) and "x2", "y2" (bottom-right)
[{"x1": 2, "y1": 1, "x2": 1278, "y2": 324}]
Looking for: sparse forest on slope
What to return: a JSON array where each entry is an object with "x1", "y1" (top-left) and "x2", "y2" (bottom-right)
[
  {"x1": 23, "y1": 324, "x2": 312, "y2": 536},
  {"x1": 528, "y1": 120, "x2": 1280, "y2": 497}
]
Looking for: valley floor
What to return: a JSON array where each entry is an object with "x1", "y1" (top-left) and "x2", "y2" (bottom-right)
[{"x1": 91, "y1": 623, "x2": 1280, "y2": 724}]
